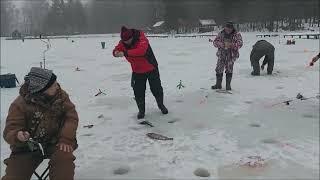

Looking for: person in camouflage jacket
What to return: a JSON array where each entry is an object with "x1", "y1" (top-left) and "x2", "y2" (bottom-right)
[{"x1": 212, "y1": 21, "x2": 243, "y2": 90}]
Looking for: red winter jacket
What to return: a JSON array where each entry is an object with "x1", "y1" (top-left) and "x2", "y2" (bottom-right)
[{"x1": 113, "y1": 30, "x2": 158, "y2": 73}]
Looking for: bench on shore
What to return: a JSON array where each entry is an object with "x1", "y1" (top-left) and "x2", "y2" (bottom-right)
[{"x1": 283, "y1": 33, "x2": 319, "y2": 39}]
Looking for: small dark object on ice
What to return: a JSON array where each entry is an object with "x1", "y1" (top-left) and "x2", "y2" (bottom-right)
[
  {"x1": 285, "y1": 100, "x2": 290, "y2": 105},
  {"x1": 168, "y1": 118, "x2": 179, "y2": 123},
  {"x1": 176, "y1": 80, "x2": 185, "y2": 89},
  {"x1": 113, "y1": 166, "x2": 130, "y2": 175},
  {"x1": 286, "y1": 39, "x2": 295, "y2": 45},
  {"x1": 83, "y1": 125, "x2": 94, "y2": 128},
  {"x1": 139, "y1": 120, "x2": 153, "y2": 127},
  {"x1": 94, "y1": 89, "x2": 106, "y2": 96},
  {"x1": 296, "y1": 93, "x2": 306, "y2": 100},
  {"x1": 146, "y1": 133, "x2": 173, "y2": 140},
  {"x1": 238, "y1": 155, "x2": 266, "y2": 168},
  {"x1": 75, "y1": 67, "x2": 81, "y2": 71},
  {"x1": 249, "y1": 123, "x2": 261, "y2": 127},
  {"x1": 97, "y1": 114, "x2": 104, "y2": 119}
]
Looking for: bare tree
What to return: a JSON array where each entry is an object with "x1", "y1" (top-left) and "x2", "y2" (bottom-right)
[
  {"x1": 3, "y1": 0, "x2": 319, "y2": 35},
  {"x1": 65, "y1": 0, "x2": 87, "y2": 34},
  {"x1": 45, "y1": 0, "x2": 67, "y2": 35},
  {"x1": 21, "y1": 1, "x2": 50, "y2": 36},
  {"x1": 87, "y1": 0, "x2": 158, "y2": 33},
  {"x1": 1, "y1": 1, "x2": 18, "y2": 36}
]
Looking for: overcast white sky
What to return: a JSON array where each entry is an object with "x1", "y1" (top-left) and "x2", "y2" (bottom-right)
[{"x1": 8, "y1": 0, "x2": 92, "y2": 8}]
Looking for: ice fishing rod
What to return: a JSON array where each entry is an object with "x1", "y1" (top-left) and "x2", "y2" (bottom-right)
[
  {"x1": 40, "y1": 39, "x2": 51, "y2": 69},
  {"x1": 27, "y1": 138, "x2": 45, "y2": 157},
  {"x1": 270, "y1": 93, "x2": 319, "y2": 107}
]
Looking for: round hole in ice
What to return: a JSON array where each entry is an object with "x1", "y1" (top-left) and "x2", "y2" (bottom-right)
[
  {"x1": 302, "y1": 114, "x2": 314, "y2": 118},
  {"x1": 244, "y1": 101, "x2": 253, "y2": 104},
  {"x1": 261, "y1": 138, "x2": 279, "y2": 144},
  {"x1": 193, "y1": 168, "x2": 210, "y2": 177},
  {"x1": 113, "y1": 166, "x2": 130, "y2": 175},
  {"x1": 249, "y1": 123, "x2": 261, "y2": 127}
]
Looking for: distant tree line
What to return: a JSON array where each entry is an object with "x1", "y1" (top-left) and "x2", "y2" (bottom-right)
[
  {"x1": 1, "y1": 0, "x2": 87, "y2": 36},
  {"x1": 1, "y1": 0, "x2": 319, "y2": 36}
]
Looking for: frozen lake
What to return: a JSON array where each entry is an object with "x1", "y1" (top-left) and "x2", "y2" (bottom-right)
[{"x1": 1, "y1": 32, "x2": 319, "y2": 179}]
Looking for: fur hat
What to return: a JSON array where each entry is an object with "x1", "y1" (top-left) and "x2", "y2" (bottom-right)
[{"x1": 24, "y1": 67, "x2": 57, "y2": 94}]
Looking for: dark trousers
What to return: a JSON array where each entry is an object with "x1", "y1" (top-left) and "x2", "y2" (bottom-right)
[
  {"x1": 131, "y1": 69, "x2": 164, "y2": 112},
  {"x1": 250, "y1": 50, "x2": 274, "y2": 74},
  {"x1": 2, "y1": 147, "x2": 75, "y2": 180}
]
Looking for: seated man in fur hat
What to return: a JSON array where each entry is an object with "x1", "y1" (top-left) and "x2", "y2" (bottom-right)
[{"x1": 2, "y1": 67, "x2": 79, "y2": 180}]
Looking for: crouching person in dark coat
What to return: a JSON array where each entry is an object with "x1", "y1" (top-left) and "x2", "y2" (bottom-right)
[
  {"x1": 250, "y1": 40, "x2": 275, "y2": 76},
  {"x1": 2, "y1": 67, "x2": 79, "y2": 180},
  {"x1": 112, "y1": 26, "x2": 168, "y2": 119}
]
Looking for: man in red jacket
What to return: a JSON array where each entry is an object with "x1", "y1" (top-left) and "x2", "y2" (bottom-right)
[{"x1": 113, "y1": 26, "x2": 168, "y2": 119}]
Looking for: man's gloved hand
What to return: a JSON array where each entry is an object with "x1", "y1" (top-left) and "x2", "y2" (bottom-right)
[
  {"x1": 224, "y1": 42, "x2": 232, "y2": 49},
  {"x1": 309, "y1": 61, "x2": 314, "y2": 66},
  {"x1": 114, "y1": 51, "x2": 124, "y2": 57}
]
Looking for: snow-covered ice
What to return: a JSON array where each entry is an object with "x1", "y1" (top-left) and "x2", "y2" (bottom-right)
[{"x1": 1, "y1": 32, "x2": 319, "y2": 179}]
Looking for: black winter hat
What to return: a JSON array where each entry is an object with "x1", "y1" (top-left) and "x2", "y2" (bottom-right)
[{"x1": 225, "y1": 21, "x2": 234, "y2": 29}]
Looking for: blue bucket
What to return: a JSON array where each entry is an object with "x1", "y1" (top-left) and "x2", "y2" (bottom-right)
[{"x1": 0, "y1": 74, "x2": 18, "y2": 88}]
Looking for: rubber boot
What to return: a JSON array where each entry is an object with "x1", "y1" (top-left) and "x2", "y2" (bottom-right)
[
  {"x1": 156, "y1": 95, "x2": 168, "y2": 114},
  {"x1": 226, "y1": 73, "x2": 232, "y2": 91},
  {"x1": 136, "y1": 100, "x2": 145, "y2": 119},
  {"x1": 211, "y1": 73, "x2": 223, "y2": 89}
]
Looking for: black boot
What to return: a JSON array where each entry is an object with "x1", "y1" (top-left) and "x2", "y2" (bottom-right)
[
  {"x1": 137, "y1": 111, "x2": 145, "y2": 119},
  {"x1": 159, "y1": 104, "x2": 168, "y2": 114},
  {"x1": 156, "y1": 96, "x2": 168, "y2": 114},
  {"x1": 251, "y1": 71, "x2": 260, "y2": 76},
  {"x1": 136, "y1": 101, "x2": 145, "y2": 119},
  {"x1": 211, "y1": 73, "x2": 223, "y2": 89},
  {"x1": 226, "y1": 73, "x2": 232, "y2": 91}
]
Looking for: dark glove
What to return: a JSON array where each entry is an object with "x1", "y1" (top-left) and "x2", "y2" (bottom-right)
[{"x1": 309, "y1": 62, "x2": 314, "y2": 66}]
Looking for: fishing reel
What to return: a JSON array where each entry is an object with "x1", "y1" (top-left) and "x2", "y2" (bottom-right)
[
  {"x1": 27, "y1": 138, "x2": 45, "y2": 156},
  {"x1": 296, "y1": 93, "x2": 304, "y2": 100}
]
